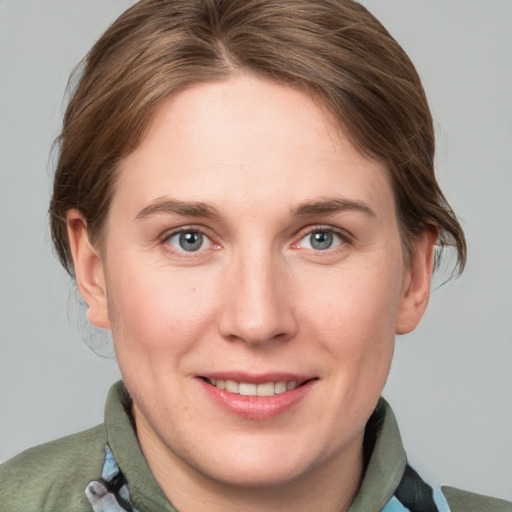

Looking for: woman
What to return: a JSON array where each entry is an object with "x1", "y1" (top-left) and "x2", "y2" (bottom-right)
[{"x1": 1, "y1": 1, "x2": 510, "y2": 511}]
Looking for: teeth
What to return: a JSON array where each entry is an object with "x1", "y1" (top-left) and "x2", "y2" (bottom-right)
[
  {"x1": 274, "y1": 381, "x2": 287, "y2": 394},
  {"x1": 239, "y1": 383, "x2": 257, "y2": 396},
  {"x1": 208, "y1": 379, "x2": 300, "y2": 396},
  {"x1": 225, "y1": 380, "x2": 239, "y2": 393},
  {"x1": 287, "y1": 381, "x2": 297, "y2": 391},
  {"x1": 257, "y1": 382, "x2": 275, "y2": 397}
]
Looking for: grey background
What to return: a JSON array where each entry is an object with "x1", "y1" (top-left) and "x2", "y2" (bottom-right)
[{"x1": 1, "y1": 0, "x2": 511, "y2": 501}]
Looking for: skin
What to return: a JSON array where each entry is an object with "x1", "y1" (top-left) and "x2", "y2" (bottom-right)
[{"x1": 68, "y1": 74, "x2": 436, "y2": 512}]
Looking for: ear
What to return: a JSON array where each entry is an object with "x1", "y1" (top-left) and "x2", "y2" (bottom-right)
[
  {"x1": 395, "y1": 225, "x2": 438, "y2": 335},
  {"x1": 67, "y1": 209, "x2": 111, "y2": 330}
]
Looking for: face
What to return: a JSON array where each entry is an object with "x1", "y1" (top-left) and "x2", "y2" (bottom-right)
[{"x1": 70, "y1": 74, "x2": 433, "y2": 493}]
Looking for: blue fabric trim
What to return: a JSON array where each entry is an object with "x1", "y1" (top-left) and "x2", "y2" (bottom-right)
[
  {"x1": 102, "y1": 446, "x2": 120, "y2": 481},
  {"x1": 382, "y1": 488, "x2": 452, "y2": 512},
  {"x1": 433, "y1": 487, "x2": 452, "y2": 512},
  {"x1": 85, "y1": 445, "x2": 141, "y2": 512},
  {"x1": 382, "y1": 496, "x2": 413, "y2": 511}
]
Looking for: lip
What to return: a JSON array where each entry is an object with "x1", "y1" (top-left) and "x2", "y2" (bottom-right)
[
  {"x1": 201, "y1": 371, "x2": 313, "y2": 385},
  {"x1": 198, "y1": 372, "x2": 317, "y2": 420}
]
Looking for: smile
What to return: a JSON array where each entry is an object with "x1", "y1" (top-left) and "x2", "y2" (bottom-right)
[
  {"x1": 204, "y1": 378, "x2": 301, "y2": 396},
  {"x1": 200, "y1": 375, "x2": 316, "y2": 419}
]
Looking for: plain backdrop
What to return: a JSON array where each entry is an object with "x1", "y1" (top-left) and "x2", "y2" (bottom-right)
[{"x1": 1, "y1": 0, "x2": 511, "y2": 501}]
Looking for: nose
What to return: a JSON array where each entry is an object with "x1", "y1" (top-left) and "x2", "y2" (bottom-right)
[{"x1": 218, "y1": 249, "x2": 298, "y2": 347}]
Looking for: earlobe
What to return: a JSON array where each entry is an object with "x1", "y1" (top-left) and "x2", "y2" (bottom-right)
[
  {"x1": 66, "y1": 209, "x2": 111, "y2": 330},
  {"x1": 395, "y1": 226, "x2": 438, "y2": 335}
]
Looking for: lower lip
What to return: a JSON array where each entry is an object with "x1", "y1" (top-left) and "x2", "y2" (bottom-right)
[{"x1": 199, "y1": 379, "x2": 316, "y2": 420}]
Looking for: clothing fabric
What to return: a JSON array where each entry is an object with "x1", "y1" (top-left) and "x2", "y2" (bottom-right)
[{"x1": 1, "y1": 381, "x2": 510, "y2": 512}]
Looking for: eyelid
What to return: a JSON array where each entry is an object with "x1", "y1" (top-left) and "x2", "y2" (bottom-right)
[
  {"x1": 291, "y1": 225, "x2": 352, "y2": 250},
  {"x1": 160, "y1": 225, "x2": 220, "y2": 252}
]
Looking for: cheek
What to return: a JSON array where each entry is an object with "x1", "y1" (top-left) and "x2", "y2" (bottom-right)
[
  {"x1": 298, "y1": 260, "x2": 404, "y2": 359},
  {"x1": 105, "y1": 260, "x2": 221, "y2": 355}
]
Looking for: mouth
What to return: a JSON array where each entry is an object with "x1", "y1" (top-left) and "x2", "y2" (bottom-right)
[
  {"x1": 201, "y1": 377, "x2": 313, "y2": 396},
  {"x1": 199, "y1": 374, "x2": 317, "y2": 419}
]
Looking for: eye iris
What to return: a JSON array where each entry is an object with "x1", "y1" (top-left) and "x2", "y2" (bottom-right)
[
  {"x1": 310, "y1": 231, "x2": 333, "y2": 250},
  {"x1": 179, "y1": 232, "x2": 203, "y2": 251}
]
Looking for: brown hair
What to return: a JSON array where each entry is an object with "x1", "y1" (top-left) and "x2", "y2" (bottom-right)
[{"x1": 50, "y1": 0, "x2": 466, "y2": 276}]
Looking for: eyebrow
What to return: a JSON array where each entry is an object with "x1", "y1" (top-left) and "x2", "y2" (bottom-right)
[
  {"x1": 134, "y1": 196, "x2": 375, "y2": 221},
  {"x1": 292, "y1": 197, "x2": 376, "y2": 217},
  {"x1": 134, "y1": 198, "x2": 219, "y2": 221}
]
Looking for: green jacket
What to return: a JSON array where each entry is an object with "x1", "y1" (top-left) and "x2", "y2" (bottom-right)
[{"x1": 1, "y1": 382, "x2": 510, "y2": 511}]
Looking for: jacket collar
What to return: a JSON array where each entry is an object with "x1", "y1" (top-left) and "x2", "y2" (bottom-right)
[{"x1": 105, "y1": 382, "x2": 407, "y2": 512}]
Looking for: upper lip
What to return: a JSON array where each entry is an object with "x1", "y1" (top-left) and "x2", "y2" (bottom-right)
[{"x1": 199, "y1": 372, "x2": 315, "y2": 385}]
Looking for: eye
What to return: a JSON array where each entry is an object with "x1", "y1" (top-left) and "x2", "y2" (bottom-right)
[
  {"x1": 298, "y1": 229, "x2": 343, "y2": 251},
  {"x1": 166, "y1": 230, "x2": 211, "y2": 252}
]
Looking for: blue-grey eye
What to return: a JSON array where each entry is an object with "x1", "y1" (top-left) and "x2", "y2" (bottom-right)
[
  {"x1": 299, "y1": 230, "x2": 342, "y2": 251},
  {"x1": 167, "y1": 231, "x2": 207, "y2": 252}
]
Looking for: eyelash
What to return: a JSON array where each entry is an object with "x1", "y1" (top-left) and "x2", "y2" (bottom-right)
[
  {"x1": 160, "y1": 225, "x2": 351, "y2": 256},
  {"x1": 292, "y1": 225, "x2": 351, "y2": 253},
  {"x1": 161, "y1": 226, "x2": 218, "y2": 256}
]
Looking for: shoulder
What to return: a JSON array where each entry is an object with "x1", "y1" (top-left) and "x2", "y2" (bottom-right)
[
  {"x1": 442, "y1": 486, "x2": 512, "y2": 512},
  {"x1": 0, "y1": 424, "x2": 107, "y2": 512}
]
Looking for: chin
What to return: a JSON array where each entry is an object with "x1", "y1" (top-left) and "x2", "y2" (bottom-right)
[
  {"x1": 180, "y1": 428, "x2": 342, "y2": 490},
  {"x1": 198, "y1": 455, "x2": 313, "y2": 489}
]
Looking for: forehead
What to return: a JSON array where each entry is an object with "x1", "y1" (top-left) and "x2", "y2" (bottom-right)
[{"x1": 114, "y1": 74, "x2": 394, "y2": 220}]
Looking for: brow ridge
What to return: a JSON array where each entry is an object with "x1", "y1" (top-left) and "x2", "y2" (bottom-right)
[
  {"x1": 135, "y1": 198, "x2": 219, "y2": 221},
  {"x1": 292, "y1": 197, "x2": 376, "y2": 217},
  {"x1": 135, "y1": 196, "x2": 375, "y2": 221}
]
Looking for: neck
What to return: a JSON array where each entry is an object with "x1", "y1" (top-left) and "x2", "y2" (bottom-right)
[{"x1": 134, "y1": 407, "x2": 365, "y2": 512}]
